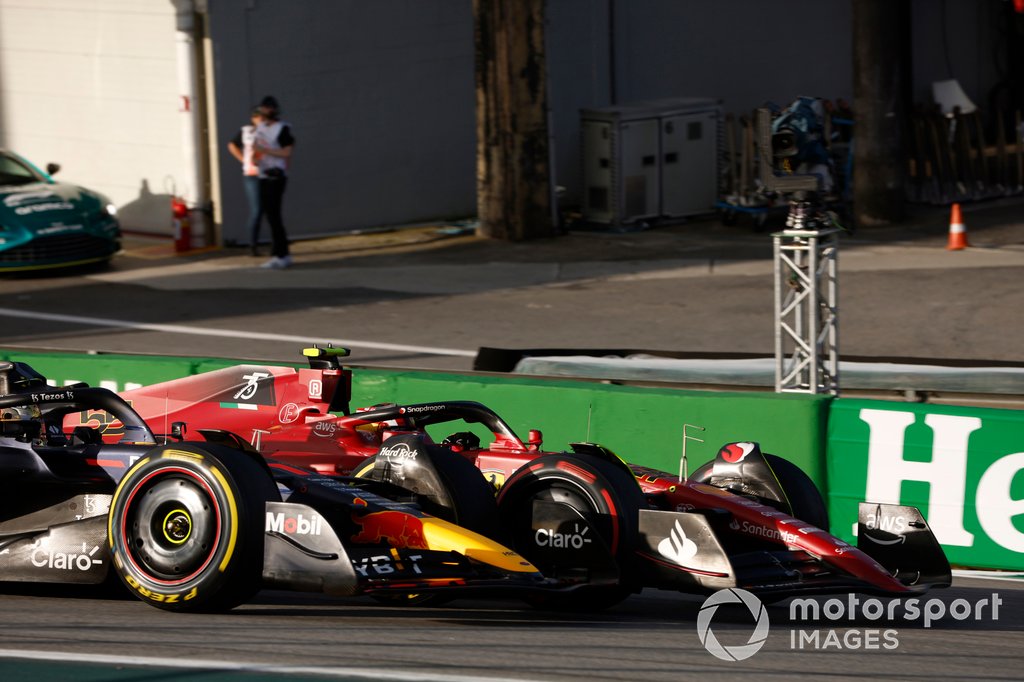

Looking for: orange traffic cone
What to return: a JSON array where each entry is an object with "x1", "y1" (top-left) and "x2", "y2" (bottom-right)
[{"x1": 946, "y1": 203, "x2": 969, "y2": 250}]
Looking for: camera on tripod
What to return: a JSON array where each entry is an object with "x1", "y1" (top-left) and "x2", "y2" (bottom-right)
[
  {"x1": 756, "y1": 97, "x2": 845, "y2": 231},
  {"x1": 763, "y1": 96, "x2": 835, "y2": 196}
]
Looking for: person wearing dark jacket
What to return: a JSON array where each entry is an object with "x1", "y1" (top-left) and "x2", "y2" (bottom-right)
[{"x1": 253, "y1": 96, "x2": 295, "y2": 269}]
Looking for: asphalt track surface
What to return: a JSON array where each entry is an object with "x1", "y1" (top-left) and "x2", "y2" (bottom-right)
[
  {"x1": 0, "y1": 576, "x2": 1021, "y2": 681},
  {"x1": 1, "y1": 200, "x2": 1023, "y2": 371}
]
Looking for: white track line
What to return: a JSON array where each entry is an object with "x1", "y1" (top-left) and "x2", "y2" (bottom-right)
[
  {"x1": 0, "y1": 307, "x2": 476, "y2": 358},
  {"x1": 953, "y1": 569, "x2": 1024, "y2": 582},
  {"x1": 0, "y1": 648, "x2": 541, "y2": 682}
]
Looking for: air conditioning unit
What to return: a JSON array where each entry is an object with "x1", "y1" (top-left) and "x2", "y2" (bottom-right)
[{"x1": 582, "y1": 97, "x2": 721, "y2": 226}]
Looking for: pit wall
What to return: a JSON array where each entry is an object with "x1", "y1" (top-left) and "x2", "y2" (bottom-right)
[{"x1": 4, "y1": 349, "x2": 1022, "y2": 570}]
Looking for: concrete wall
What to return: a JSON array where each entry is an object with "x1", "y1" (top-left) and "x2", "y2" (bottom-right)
[{"x1": 0, "y1": 0, "x2": 188, "y2": 234}]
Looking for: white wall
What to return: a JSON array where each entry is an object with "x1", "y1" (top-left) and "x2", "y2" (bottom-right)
[{"x1": 0, "y1": 0, "x2": 186, "y2": 233}]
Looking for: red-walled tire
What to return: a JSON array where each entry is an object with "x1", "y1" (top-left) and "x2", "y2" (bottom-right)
[
  {"x1": 108, "y1": 443, "x2": 279, "y2": 612},
  {"x1": 496, "y1": 454, "x2": 646, "y2": 611}
]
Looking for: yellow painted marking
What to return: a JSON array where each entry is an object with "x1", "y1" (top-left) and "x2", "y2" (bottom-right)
[
  {"x1": 210, "y1": 467, "x2": 238, "y2": 572},
  {"x1": 162, "y1": 450, "x2": 203, "y2": 462}
]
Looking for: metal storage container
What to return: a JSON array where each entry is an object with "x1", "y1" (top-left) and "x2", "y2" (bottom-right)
[{"x1": 582, "y1": 97, "x2": 721, "y2": 226}]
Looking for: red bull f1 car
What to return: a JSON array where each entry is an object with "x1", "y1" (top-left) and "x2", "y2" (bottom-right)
[
  {"x1": 105, "y1": 347, "x2": 952, "y2": 609},
  {"x1": 0, "y1": 359, "x2": 548, "y2": 612}
]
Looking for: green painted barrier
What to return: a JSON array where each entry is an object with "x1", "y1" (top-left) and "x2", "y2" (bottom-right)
[
  {"x1": 828, "y1": 399, "x2": 1024, "y2": 570},
  {"x1": 0, "y1": 350, "x2": 254, "y2": 391},
  {"x1": 0, "y1": 348, "x2": 831, "y2": 489},
  {"x1": 352, "y1": 369, "x2": 831, "y2": 487}
]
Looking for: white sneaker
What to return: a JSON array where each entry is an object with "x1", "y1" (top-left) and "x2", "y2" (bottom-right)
[
  {"x1": 277, "y1": 255, "x2": 293, "y2": 268},
  {"x1": 260, "y1": 257, "x2": 282, "y2": 269}
]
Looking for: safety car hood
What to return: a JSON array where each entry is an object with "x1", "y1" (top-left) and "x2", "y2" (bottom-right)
[{"x1": 0, "y1": 181, "x2": 111, "y2": 237}]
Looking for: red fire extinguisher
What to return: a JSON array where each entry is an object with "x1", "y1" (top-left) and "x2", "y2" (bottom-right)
[{"x1": 172, "y1": 196, "x2": 191, "y2": 253}]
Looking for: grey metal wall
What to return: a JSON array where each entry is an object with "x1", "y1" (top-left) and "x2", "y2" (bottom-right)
[{"x1": 208, "y1": 0, "x2": 476, "y2": 243}]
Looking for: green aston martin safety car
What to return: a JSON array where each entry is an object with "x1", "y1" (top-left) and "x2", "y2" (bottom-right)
[{"x1": 0, "y1": 150, "x2": 120, "y2": 272}]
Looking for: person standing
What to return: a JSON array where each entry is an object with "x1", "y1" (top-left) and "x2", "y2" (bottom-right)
[
  {"x1": 253, "y1": 96, "x2": 295, "y2": 269},
  {"x1": 227, "y1": 107, "x2": 266, "y2": 256}
]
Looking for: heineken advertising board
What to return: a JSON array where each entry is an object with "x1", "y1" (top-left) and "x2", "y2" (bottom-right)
[{"x1": 828, "y1": 399, "x2": 1024, "y2": 570}]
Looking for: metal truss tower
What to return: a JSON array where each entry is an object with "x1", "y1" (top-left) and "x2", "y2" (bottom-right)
[{"x1": 773, "y1": 204, "x2": 840, "y2": 394}]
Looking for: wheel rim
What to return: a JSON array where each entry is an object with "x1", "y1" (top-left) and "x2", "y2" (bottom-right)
[
  {"x1": 506, "y1": 477, "x2": 607, "y2": 558},
  {"x1": 120, "y1": 466, "x2": 221, "y2": 585},
  {"x1": 529, "y1": 481, "x2": 597, "y2": 517}
]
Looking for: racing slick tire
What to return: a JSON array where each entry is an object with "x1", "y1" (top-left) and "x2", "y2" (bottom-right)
[
  {"x1": 496, "y1": 454, "x2": 646, "y2": 611},
  {"x1": 108, "y1": 442, "x2": 279, "y2": 612},
  {"x1": 691, "y1": 453, "x2": 830, "y2": 531}
]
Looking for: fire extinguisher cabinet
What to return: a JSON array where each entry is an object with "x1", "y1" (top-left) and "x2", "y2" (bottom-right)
[{"x1": 581, "y1": 97, "x2": 721, "y2": 227}]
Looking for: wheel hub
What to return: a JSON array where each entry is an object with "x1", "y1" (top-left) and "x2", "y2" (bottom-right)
[{"x1": 162, "y1": 509, "x2": 192, "y2": 544}]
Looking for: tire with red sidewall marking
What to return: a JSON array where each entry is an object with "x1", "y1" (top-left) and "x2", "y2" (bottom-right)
[
  {"x1": 108, "y1": 443, "x2": 279, "y2": 612},
  {"x1": 496, "y1": 453, "x2": 645, "y2": 610}
]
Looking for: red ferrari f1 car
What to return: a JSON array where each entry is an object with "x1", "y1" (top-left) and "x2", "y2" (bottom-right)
[{"x1": 108, "y1": 347, "x2": 951, "y2": 608}]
